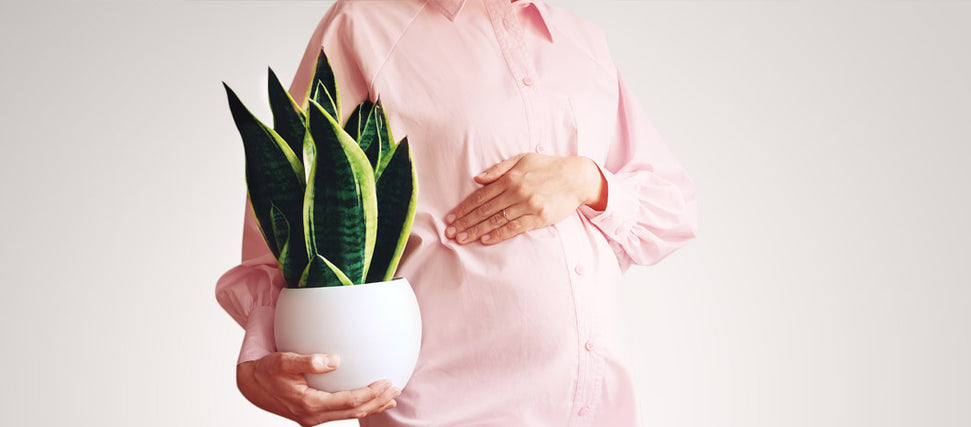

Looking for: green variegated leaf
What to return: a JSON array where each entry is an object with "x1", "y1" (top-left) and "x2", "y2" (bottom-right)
[
  {"x1": 268, "y1": 68, "x2": 306, "y2": 163},
  {"x1": 373, "y1": 98, "x2": 396, "y2": 179},
  {"x1": 357, "y1": 105, "x2": 381, "y2": 171},
  {"x1": 301, "y1": 126, "x2": 315, "y2": 184},
  {"x1": 344, "y1": 99, "x2": 375, "y2": 141},
  {"x1": 366, "y1": 138, "x2": 418, "y2": 283},
  {"x1": 224, "y1": 83, "x2": 308, "y2": 280},
  {"x1": 269, "y1": 203, "x2": 290, "y2": 257},
  {"x1": 304, "y1": 48, "x2": 340, "y2": 120},
  {"x1": 314, "y1": 81, "x2": 339, "y2": 122},
  {"x1": 299, "y1": 255, "x2": 353, "y2": 288},
  {"x1": 269, "y1": 203, "x2": 304, "y2": 285},
  {"x1": 305, "y1": 100, "x2": 378, "y2": 284}
]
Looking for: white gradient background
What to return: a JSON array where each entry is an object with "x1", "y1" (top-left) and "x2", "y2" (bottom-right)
[{"x1": 1, "y1": 0, "x2": 968, "y2": 426}]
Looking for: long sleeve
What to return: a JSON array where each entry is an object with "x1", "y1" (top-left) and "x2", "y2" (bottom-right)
[
  {"x1": 578, "y1": 68, "x2": 698, "y2": 271},
  {"x1": 215, "y1": 203, "x2": 287, "y2": 364},
  {"x1": 215, "y1": 1, "x2": 370, "y2": 365}
]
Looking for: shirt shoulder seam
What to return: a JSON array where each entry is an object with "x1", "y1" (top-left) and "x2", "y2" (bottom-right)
[
  {"x1": 547, "y1": 18, "x2": 615, "y2": 76},
  {"x1": 366, "y1": 1, "x2": 427, "y2": 96}
]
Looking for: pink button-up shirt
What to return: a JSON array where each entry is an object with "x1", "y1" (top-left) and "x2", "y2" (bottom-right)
[{"x1": 216, "y1": 0, "x2": 698, "y2": 425}]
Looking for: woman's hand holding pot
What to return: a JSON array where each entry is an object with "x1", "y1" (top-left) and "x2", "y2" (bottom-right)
[{"x1": 237, "y1": 352, "x2": 400, "y2": 426}]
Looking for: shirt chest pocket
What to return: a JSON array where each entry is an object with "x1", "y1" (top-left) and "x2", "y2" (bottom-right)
[
  {"x1": 567, "y1": 78, "x2": 619, "y2": 167},
  {"x1": 540, "y1": 69, "x2": 618, "y2": 163},
  {"x1": 543, "y1": 95, "x2": 611, "y2": 165}
]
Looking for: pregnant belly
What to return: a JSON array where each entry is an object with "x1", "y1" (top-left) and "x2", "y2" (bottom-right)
[
  {"x1": 392, "y1": 218, "x2": 582, "y2": 422},
  {"x1": 397, "y1": 214, "x2": 580, "y2": 368}
]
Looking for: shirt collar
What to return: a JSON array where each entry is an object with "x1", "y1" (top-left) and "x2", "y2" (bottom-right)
[{"x1": 428, "y1": 0, "x2": 555, "y2": 43}]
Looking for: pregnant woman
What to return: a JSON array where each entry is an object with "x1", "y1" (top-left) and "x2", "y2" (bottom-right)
[{"x1": 216, "y1": 1, "x2": 697, "y2": 425}]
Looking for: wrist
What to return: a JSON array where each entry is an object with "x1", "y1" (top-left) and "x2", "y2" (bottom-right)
[{"x1": 576, "y1": 156, "x2": 607, "y2": 210}]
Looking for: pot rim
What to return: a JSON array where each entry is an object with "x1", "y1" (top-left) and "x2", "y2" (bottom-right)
[{"x1": 282, "y1": 276, "x2": 409, "y2": 291}]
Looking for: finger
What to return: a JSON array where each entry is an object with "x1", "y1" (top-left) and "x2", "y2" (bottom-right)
[
  {"x1": 449, "y1": 191, "x2": 518, "y2": 242},
  {"x1": 289, "y1": 380, "x2": 392, "y2": 425},
  {"x1": 457, "y1": 202, "x2": 526, "y2": 245},
  {"x1": 324, "y1": 385, "x2": 401, "y2": 421},
  {"x1": 481, "y1": 214, "x2": 543, "y2": 245},
  {"x1": 277, "y1": 353, "x2": 340, "y2": 375},
  {"x1": 317, "y1": 379, "x2": 393, "y2": 412},
  {"x1": 473, "y1": 153, "x2": 528, "y2": 185},
  {"x1": 445, "y1": 182, "x2": 507, "y2": 230},
  {"x1": 378, "y1": 399, "x2": 398, "y2": 412}
]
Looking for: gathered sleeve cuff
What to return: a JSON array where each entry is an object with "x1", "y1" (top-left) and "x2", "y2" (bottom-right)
[
  {"x1": 215, "y1": 201, "x2": 286, "y2": 365},
  {"x1": 579, "y1": 70, "x2": 698, "y2": 271}
]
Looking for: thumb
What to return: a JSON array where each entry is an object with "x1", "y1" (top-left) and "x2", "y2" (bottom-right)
[
  {"x1": 279, "y1": 353, "x2": 340, "y2": 374},
  {"x1": 307, "y1": 354, "x2": 340, "y2": 374},
  {"x1": 474, "y1": 153, "x2": 527, "y2": 184}
]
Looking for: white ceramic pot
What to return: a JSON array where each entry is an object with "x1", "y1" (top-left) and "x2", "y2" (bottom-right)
[{"x1": 274, "y1": 278, "x2": 422, "y2": 393}]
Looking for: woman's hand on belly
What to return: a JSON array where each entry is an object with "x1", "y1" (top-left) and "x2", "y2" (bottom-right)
[{"x1": 444, "y1": 153, "x2": 607, "y2": 246}]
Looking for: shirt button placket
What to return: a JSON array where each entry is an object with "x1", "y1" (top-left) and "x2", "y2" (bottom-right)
[{"x1": 488, "y1": 0, "x2": 537, "y2": 154}]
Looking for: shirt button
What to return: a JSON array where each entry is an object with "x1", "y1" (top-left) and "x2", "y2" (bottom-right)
[
  {"x1": 522, "y1": 76, "x2": 534, "y2": 86},
  {"x1": 534, "y1": 145, "x2": 545, "y2": 153},
  {"x1": 574, "y1": 265, "x2": 585, "y2": 275},
  {"x1": 578, "y1": 405, "x2": 592, "y2": 416},
  {"x1": 584, "y1": 341, "x2": 595, "y2": 351}
]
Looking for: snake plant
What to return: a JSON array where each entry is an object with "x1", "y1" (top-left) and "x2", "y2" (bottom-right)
[{"x1": 223, "y1": 48, "x2": 417, "y2": 288}]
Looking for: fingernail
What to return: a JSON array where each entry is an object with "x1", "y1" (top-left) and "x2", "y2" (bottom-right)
[
  {"x1": 481, "y1": 234, "x2": 491, "y2": 243},
  {"x1": 445, "y1": 214, "x2": 455, "y2": 224},
  {"x1": 457, "y1": 232, "x2": 468, "y2": 242},
  {"x1": 392, "y1": 388, "x2": 401, "y2": 397},
  {"x1": 326, "y1": 354, "x2": 339, "y2": 369},
  {"x1": 312, "y1": 355, "x2": 326, "y2": 369},
  {"x1": 445, "y1": 226, "x2": 456, "y2": 238}
]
